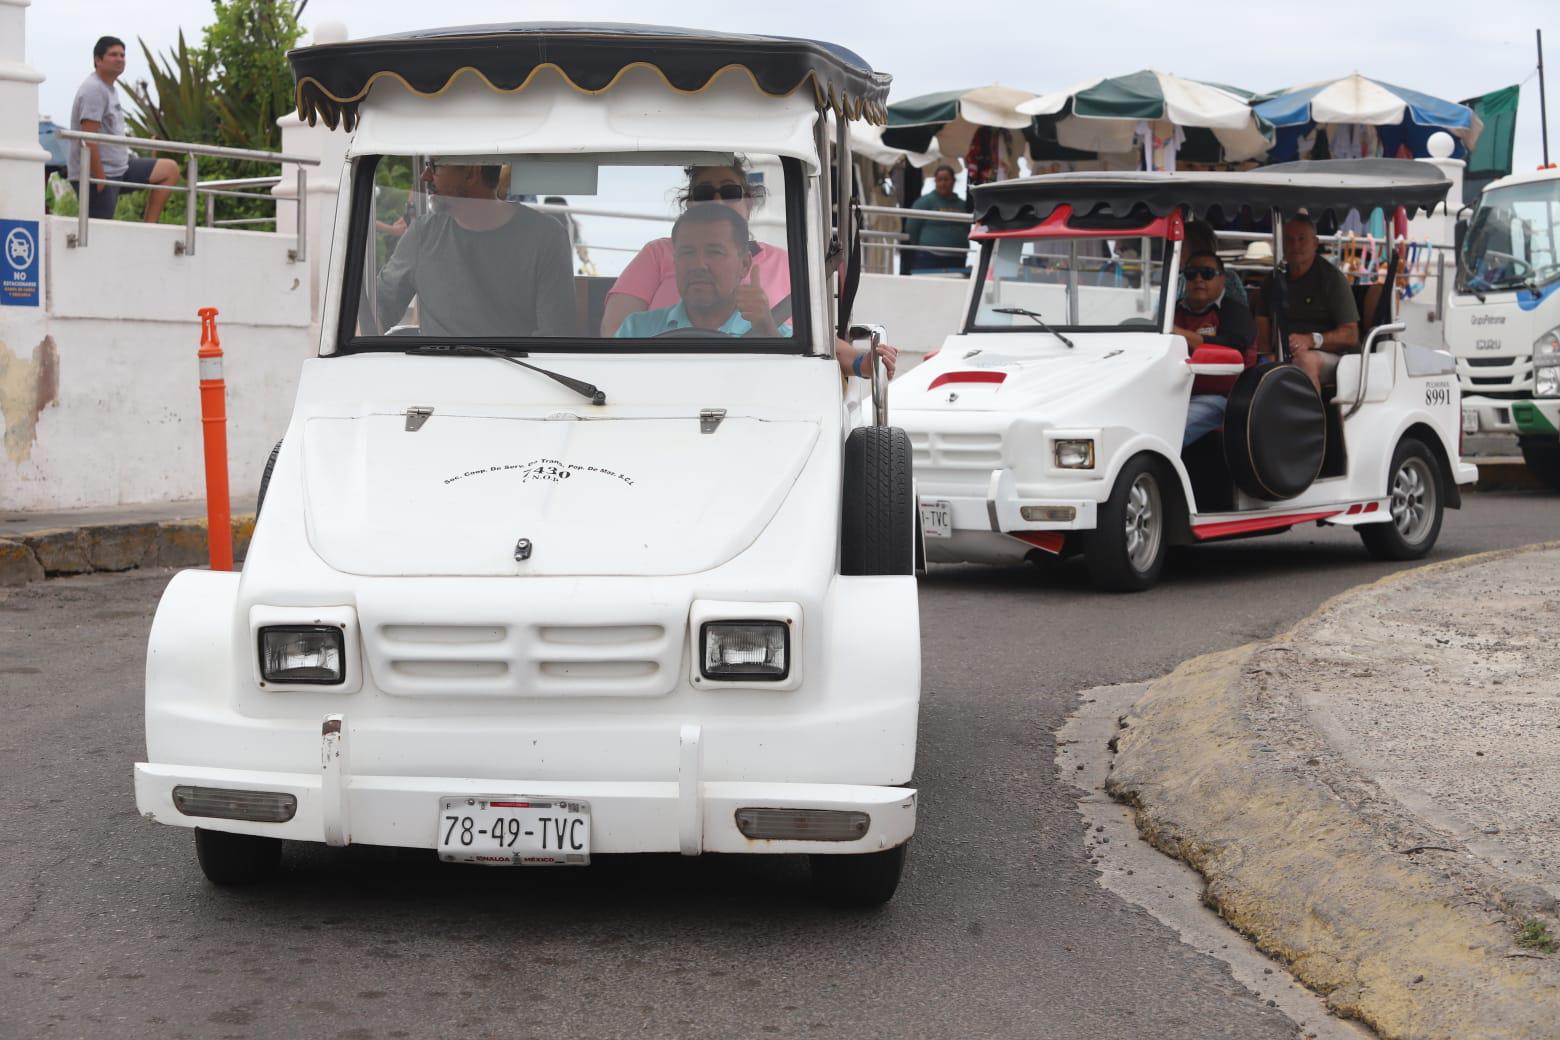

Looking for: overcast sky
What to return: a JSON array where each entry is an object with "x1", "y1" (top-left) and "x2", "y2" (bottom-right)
[{"x1": 24, "y1": 0, "x2": 1560, "y2": 172}]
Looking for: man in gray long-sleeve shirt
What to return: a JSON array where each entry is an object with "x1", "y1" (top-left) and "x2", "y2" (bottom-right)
[{"x1": 375, "y1": 161, "x2": 577, "y2": 338}]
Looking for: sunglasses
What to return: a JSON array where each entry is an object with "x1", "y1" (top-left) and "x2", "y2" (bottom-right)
[
  {"x1": 689, "y1": 182, "x2": 750, "y2": 203},
  {"x1": 1184, "y1": 266, "x2": 1222, "y2": 281}
]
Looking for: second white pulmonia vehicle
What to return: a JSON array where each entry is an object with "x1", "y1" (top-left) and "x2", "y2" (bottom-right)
[{"x1": 894, "y1": 162, "x2": 1477, "y2": 590}]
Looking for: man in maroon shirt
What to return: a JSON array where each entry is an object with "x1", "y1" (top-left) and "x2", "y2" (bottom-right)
[{"x1": 1173, "y1": 250, "x2": 1257, "y2": 447}]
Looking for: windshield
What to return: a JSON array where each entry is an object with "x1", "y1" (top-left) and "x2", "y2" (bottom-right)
[
  {"x1": 966, "y1": 234, "x2": 1171, "y2": 333},
  {"x1": 341, "y1": 152, "x2": 807, "y2": 351},
  {"x1": 1460, "y1": 179, "x2": 1560, "y2": 293}
]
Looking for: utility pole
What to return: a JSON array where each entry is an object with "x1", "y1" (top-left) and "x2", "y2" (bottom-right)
[{"x1": 1541, "y1": 28, "x2": 1551, "y2": 166}]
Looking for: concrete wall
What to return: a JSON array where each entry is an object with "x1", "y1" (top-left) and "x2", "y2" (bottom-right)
[
  {"x1": 1, "y1": 218, "x2": 312, "y2": 510},
  {"x1": 852, "y1": 272, "x2": 971, "y2": 370}
]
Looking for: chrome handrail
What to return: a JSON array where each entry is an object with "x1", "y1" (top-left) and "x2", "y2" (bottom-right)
[
  {"x1": 57, "y1": 129, "x2": 318, "y2": 259},
  {"x1": 849, "y1": 323, "x2": 889, "y2": 427},
  {"x1": 1346, "y1": 321, "x2": 1406, "y2": 419}
]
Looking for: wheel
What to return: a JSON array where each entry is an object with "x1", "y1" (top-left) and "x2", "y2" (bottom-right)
[
  {"x1": 1359, "y1": 437, "x2": 1444, "y2": 560},
  {"x1": 810, "y1": 844, "x2": 907, "y2": 908},
  {"x1": 256, "y1": 440, "x2": 282, "y2": 516},
  {"x1": 194, "y1": 828, "x2": 283, "y2": 886},
  {"x1": 1518, "y1": 436, "x2": 1560, "y2": 492},
  {"x1": 1085, "y1": 454, "x2": 1170, "y2": 592},
  {"x1": 841, "y1": 426, "x2": 914, "y2": 576}
]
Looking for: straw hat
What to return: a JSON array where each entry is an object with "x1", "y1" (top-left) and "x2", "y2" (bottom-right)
[{"x1": 1242, "y1": 240, "x2": 1274, "y2": 262}]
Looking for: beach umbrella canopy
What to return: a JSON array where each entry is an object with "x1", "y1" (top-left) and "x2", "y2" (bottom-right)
[
  {"x1": 1254, "y1": 74, "x2": 1482, "y2": 160},
  {"x1": 1016, "y1": 70, "x2": 1272, "y2": 164},
  {"x1": 882, "y1": 85, "x2": 1036, "y2": 160}
]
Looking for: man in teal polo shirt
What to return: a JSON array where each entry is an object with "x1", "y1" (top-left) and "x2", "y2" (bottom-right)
[{"x1": 617, "y1": 205, "x2": 790, "y2": 338}]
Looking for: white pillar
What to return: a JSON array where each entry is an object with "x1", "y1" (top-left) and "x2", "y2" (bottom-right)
[
  {"x1": 272, "y1": 19, "x2": 351, "y2": 330},
  {"x1": 0, "y1": 0, "x2": 50, "y2": 320}
]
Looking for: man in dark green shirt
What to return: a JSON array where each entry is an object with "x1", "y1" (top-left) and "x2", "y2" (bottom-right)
[
  {"x1": 905, "y1": 164, "x2": 971, "y2": 275},
  {"x1": 1255, "y1": 214, "x2": 1360, "y2": 392}
]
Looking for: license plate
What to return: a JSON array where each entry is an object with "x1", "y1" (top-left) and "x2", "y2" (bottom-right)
[
  {"x1": 920, "y1": 498, "x2": 953, "y2": 539},
  {"x1": 438, "y1": 796, "x2": 590, "y2": 866},
  {"x1": 1462, "y1": 407, "x2": 1479, "y2": 434}
]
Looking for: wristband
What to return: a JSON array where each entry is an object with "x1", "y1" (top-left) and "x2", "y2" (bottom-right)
[
  {"x1": 1312, "y1": 332, "x2": 1324, "y2": 349},
  {"x1": 853, "y1": 353, "x2": 866, "y2": 377}
]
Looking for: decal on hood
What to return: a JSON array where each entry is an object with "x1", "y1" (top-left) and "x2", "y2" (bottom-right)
[{"x1": 442, "y1": 457, "x2": 636, "y2": 487}]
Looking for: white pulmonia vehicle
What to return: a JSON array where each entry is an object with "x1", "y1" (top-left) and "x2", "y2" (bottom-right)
[
  {"x1": 893, "y1": 162, "x2": 1478, "y2": 590},
  {"x1": 134, "y1": 24, "x2": 920, "y2": 906},
  {"x1": 1447, "y1": 164, "x2": 1560, "y2": 490}
]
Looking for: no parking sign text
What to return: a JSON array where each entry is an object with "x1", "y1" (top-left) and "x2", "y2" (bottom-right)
[{"x1": 1, "y1": 220, "x2": 40, "y2": 307}]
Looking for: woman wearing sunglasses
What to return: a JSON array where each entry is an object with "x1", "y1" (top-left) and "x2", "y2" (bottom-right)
[
  {"x1": 601, "y1": 159, "x2": 789, "y2": 336},
  {"x1": 600, "y1": 159, "x2": 895, "y2": 379}
]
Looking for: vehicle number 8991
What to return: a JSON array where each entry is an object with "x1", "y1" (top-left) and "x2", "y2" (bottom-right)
[{"x1": 1425, "y1": 382, "x2": 1452, "y2": 407}]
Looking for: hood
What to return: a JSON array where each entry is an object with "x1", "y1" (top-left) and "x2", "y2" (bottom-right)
[
  {"x1": 302, "y1": 409, "x2": 819, "y2": 577},
  {"x1": 892, "y1": 335, "x2": 1163, "y2": 412}
]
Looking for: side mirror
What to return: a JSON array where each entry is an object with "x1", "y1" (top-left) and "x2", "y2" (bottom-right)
[{"x1": 1186, "y1": 345, "x2": 1246, "y2": 376}]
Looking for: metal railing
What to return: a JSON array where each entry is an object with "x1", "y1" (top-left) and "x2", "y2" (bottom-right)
[{"x1": 57, "y1": 129, "x2": 319, "y2": 259}]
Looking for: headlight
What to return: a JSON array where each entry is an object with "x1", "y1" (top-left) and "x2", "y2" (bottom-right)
[
  {"x1": 1537, "y1": 366, "x2": 1560, "y2": 397},
  {"x1": 1053, "y1": 439, "x2": 1096, "y2": 469},
  {"x1": 258, "y1": 626, "x2": 345, "y2": 685},
  {"x1": 1535, "y1": 327, "x2": 1560, "y2": 360},
  {"x1": 700, "y1": 621, "x2": 789, "y2": 682}
]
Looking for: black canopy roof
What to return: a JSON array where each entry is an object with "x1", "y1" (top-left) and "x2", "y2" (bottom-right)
[
  {"x1": 288, "y1": 22, "x2": 891, "y2": 132},
  {"x1": 970, "y1": 160, "x2": 1452, "y2": 229}
]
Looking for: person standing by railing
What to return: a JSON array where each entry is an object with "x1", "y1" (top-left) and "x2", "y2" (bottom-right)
[
  {"x1": 904, "y1": 164, "x2": 970, "y2": 276},
  {"x1": 67, "y1": 36, "x2": 180, "y2": 222}
]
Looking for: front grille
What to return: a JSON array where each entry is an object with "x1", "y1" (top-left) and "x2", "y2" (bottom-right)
[
  {"x1": 1457, "y1": 354, "x2": 1531, "y2": 394},
  {"x1": 1465, "y1": 356, "x2": 1515, "y2": 367},
  {"x1": 371, "y1": 622, "x2": 676, "y2": 697}
]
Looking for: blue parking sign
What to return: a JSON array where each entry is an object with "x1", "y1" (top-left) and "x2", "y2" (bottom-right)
[{"x1": 2, "y1": 220, "x2": 41, "y2": 307}]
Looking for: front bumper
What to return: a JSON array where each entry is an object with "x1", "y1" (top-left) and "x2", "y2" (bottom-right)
[
  {"x1": 135, "y1": 721, "x2": 916, "y2": 856},
  {"x1": 921, "y1": 469, "x2": 1098, "y2": 564},
  {"x1": 1463, "y1": 395, "x2": 1560, "y2": 436}
]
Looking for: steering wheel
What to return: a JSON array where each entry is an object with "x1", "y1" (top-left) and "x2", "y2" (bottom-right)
[
  {"x1": 650, "y1": 326, "x2": 734, "y2": 338},
  {"x1": 1480, "y1": 250, "x2": 1534, "y2": 281}
]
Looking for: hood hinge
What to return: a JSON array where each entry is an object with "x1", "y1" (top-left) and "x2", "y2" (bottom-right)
[
  {"x1": 405, "y1": 406, "x2": 433, "y2": 432},
  {"x1": 699, "y1": 408, "x2": 726, "y2": 434}
]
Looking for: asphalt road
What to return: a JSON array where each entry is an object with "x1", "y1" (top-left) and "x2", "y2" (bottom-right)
[{"x1": 2, "y1": 491, "x2": 1554, "y2": 1040}]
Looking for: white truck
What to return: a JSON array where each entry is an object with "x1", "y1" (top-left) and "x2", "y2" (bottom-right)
[{"x1": 1447, "y1": 164, "x2": 1560, "y2": 489}]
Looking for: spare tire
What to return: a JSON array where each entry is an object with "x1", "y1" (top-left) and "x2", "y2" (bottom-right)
[
  {"x1": 841, "y1": 426, "x2": 914, "y2": 576},
  {"x1": 1223, "y1": 365, "x2": 1325, "y2": 501}
]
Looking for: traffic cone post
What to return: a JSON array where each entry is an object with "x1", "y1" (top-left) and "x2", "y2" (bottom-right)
[{"x1": 197, "y1": 307, "x2": 233, "y2": 571}]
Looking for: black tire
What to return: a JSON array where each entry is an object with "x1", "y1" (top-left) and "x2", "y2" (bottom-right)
[
  {"x1": 194, "y1": 828, "x2": 283, "y2": 886},
  {"x1": 1085, "y1": 454, "x2": 1171, "y2": 592},
  {"x1": 1518, "y1": 436, "x2": 1560, "y2": 493},
  {"x1": 810, "y1": 844, "x2": 907, "y2": 908},
  {"x1": 1359, "y1": 437, "x2": 1444, "y2": 560},
  {"x1": 256, "y1": 440, "x2": 282, "y2": 516},
  {"x1": 841, "y1": 427, "x2": 914, "y2": 576}
]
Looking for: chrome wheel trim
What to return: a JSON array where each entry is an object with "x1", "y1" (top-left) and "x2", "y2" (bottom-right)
[
  {"x1": 1390, "y1": 456, "x2": 1436, "y2": 543},
  {"x1": 1124, "y1": 472, "x2": 1163, "y2": 572}
]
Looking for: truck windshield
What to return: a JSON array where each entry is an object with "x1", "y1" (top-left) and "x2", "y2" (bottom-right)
[
  {"x1": 340, "y1": 152, "x2": 807, "y2": 351},
  {"x1": 966, "y1": 234, "x2": 1170, "y2": 333},
  {"x1": 1460, "y1": 179, "x2": 1560, "y2": 293}
]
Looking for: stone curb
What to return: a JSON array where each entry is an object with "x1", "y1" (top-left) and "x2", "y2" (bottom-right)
[
  {"x1": 0, "y1": 515, "x2": 256, "y2": 588},
  {"x1": 1106, "y1": 542, "x2": 1560, "y2": 1040}
]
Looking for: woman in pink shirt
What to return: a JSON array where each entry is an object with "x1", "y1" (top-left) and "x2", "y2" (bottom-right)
[{"x1": 602, "y1": 160, "x2": 894, "y2": 379}]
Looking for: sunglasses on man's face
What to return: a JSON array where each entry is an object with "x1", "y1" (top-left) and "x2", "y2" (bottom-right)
[
  {"x1": 689, "y1": 182, "x2": 750, "y2": 203},
  {"x1": 1184, "y1": 266, "x2": 1222, "y2": 281}
]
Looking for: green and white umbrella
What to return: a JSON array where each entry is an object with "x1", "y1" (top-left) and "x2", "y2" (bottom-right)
[
  {"x1": 882, "y1": 85, "x2": 1037, "y2": 162},
  {"x1": 1017, "y1": 70, "x2": 1271, "y2": 165}
]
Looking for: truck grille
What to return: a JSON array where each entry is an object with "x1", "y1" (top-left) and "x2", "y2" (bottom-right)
[
  {"x1": 1457, "y1": 355, "x2": 1531, "y2": 394},
  {"x1": 370, "y1": 622, "x2": 677, "y2": 698}
]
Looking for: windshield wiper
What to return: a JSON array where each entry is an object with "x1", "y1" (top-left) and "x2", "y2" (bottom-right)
[
  {"x1": 992, "y1": 307, "x2": 1075, "y2": 348},
  {"x1": 406, "y1": 344, "x2": 606, "y2": 405}
]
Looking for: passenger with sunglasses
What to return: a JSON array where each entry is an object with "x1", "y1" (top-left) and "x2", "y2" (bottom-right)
[
  {"x1": 602, "y1": 160, "x2": 790, "y2": 337},
  {"x1": 1173, "y1": 251, "x2": 1258, "y2": 447},
  {"x1": 603, "y1": 159, "x2": 896, "y2": 379}
]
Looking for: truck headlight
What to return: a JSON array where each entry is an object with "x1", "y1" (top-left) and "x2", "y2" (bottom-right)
[
  {"x1": 1535, "y1": 327, "x2": 1560, "y2": 360},
  {"x1": 258, "y1": 626, "x2": 345, "y2": 685},
  {"x1": 1537, "y1": 329, "x2": 1560, "y2": 397},
  {"x1": 1053, "y1": 439, "x2": 1096, "y2": 469},
  {"x1": 700, "y1": 621, "x2": 789, "y2": 682},
  {"x1": 1537, "y1": 367, "x2": 1560, "y2": 397}
]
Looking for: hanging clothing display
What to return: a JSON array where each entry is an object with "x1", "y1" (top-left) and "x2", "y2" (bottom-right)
[{"x1": 1134, "y1": 120, "x2": 1186, "y2": 172}]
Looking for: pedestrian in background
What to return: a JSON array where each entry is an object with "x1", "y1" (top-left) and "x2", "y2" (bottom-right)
[
  {"x1": 67, "y1": 36, "x2": 180, "y2": 222},
  {"x1": 905, "y1": 164, "x2": 970, "y2": 276}
]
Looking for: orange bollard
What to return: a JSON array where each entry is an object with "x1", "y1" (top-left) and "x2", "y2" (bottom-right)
[{"x1": 197, "y1": 307, "x2": 233, "y2": 571}]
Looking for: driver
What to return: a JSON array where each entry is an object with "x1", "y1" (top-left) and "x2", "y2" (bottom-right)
[
  {"x1": 374, "y1": 160, "x2": 576, "y2": 338},
  {"x1": 616, "y1": 205, "x2": 791, "y2": 338}
]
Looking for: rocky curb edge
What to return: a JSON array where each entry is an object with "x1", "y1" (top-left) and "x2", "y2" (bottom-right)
[
  {"x1": 1106, "y1": 544, "x2": 1560, "y2": 1040},
  {"x1": 0, "y1": 515, "x2": 256, "y2": 587}
]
